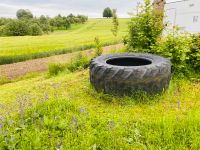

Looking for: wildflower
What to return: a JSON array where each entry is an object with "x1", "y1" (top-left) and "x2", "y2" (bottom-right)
[
  {"x1": 52, "y1": 83, "x2": 56, "y2": 89},
  {"x1": 17, "y1": 96, "x2": 24, "y2": 116},
  {"x1": 55, "y1": 115, "x2": 59, "y2": 121},
  {"x1": 0, "y1": 116, "x2": 3, "y2": 121},
  {"x1": 57, "y1": 140, "x2": 62, "y2": 150},
  {"x1": 0, "y1": 123, "x2": 2, "y2": 129},
  {"x1": 28, "y1": 96, "x2": 33, "y2": 108},
  {"x1": 72, "y1": 116, "x2": 78, "y2": 126},
  {"x1": 44, "y1": 92, "x2": 49, "y2": 101},
  {"x1": 80, "y1": 107, "x2": 85, "y2": 113},
  {"x1": 109, "y1": 121, "x2": 115, "y2": 129},
  {"x1": 9, "y1": 120, "x2": 14, "y2": 126}
]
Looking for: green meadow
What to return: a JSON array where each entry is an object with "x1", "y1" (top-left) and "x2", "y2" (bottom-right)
[
  {"x1": 0, "y1": 16, "x2": 199, "y2": 149},
  {"x1": 0, "y1": 19, "x2": 129, "y2": 64},
  {"x1": 0, "y1": 68, "x2": 199, "y2": 149}
]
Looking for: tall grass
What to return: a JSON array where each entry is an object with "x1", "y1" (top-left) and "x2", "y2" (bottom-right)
[
  {"x1": 0, "y1": 71, "x2": 199, "y2": 149},
  {"x1": 48, "y1": 53, "x2": 90, "y2": 76}
]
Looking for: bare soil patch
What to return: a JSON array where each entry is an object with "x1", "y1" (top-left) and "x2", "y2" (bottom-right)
[{"x1": 0, "y1": 44, "x2": 124, "y2": 79}]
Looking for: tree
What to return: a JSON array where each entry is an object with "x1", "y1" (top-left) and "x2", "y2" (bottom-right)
[
  {"x1": 39, "y1": 15, "x2": 51, "y2": 34},
  {"x1": 16, "y1": 9, "x2": 33, "y2": 20},
  {"x1": 30, "y1": 23, "x2": 42, "y2": 36},
  {"x1": 111, "y1": 9, "x2": 119, "y2": 37},
  {"x1": 103, "y1": 7, "x2": 113, "y2": 18},
  {"x1": 125, "y1": 0, "x2": 165, "y2": 51},
  {"x1": 4, "y1": 20, "x2": 30, "y2": 36}
]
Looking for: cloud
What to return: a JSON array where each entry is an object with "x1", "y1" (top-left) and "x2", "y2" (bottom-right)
[{"x1": 0, "y1": 0, "x2": 140, "y2": 18}]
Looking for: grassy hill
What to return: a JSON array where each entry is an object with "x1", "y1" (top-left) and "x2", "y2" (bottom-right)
[
  {"x1": 0, "y1": 67, "x2": 199, "y2": 149},
  {"x1": 0, "y1": 19, "x2": 129, "y2": 64}
]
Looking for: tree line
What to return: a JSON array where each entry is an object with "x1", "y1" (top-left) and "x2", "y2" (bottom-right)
[{"x1": 0, "y1": 9, "x2": 88, "y2": 36}]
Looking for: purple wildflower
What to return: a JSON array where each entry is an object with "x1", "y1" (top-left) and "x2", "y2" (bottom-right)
[
  {"x1": 0, "y1": 123, "x2": 2, "y2": 129},
  {"x1": 28, "y1": 96, "x2": 33, "y2": 108},
  {"x1": 44, "y1": 92, "x2": 49, "y2": 101},
  {"x1": 4, "y1": 130, "x2": 8, "y2": 135},
  {"x1": 109, "y1": 121, "x2": 115, "y2": 129},
  {"x1": 9, "y1": 120, "x2": 14, "y2": 126},
  {"x1": 57, "y1": 140, "x2": 62, "y2": 150},
  {"x1": 0, "y1": 116, "x2": 3, "y2": 121},
  {"x1": 17, "y1": 96, "x2": 24, "y2": 116},
  {"x1": 52, "y1": 83, "x2": 56, "y2": 89},
  {"x1": 80, "y1": 107, "x2": 85, "y2": 113},
  {"x1": 73, "y1": 116, "x2": 78, "y2": 126}
]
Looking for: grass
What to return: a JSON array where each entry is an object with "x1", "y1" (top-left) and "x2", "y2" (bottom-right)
[
  {"x1": 0, "y1": 19, "x2": 129, "y2": 64},
  {"x1": 0, "y1": 68, "x2": 199, "y2": 149}
]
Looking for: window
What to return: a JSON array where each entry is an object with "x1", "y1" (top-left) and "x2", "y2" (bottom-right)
[{"x1": 193, "y1": 16, "x2": 198, "y2": 23}]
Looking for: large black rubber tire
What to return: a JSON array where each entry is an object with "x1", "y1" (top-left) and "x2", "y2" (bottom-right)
[{"x1": 90, "y1": 53, "x2": 171, "y2": 95}]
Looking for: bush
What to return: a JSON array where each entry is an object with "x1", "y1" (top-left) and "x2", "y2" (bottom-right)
[
  {"x1": 30, "y1": 23, "x2": 42, "y2": 36},
  {"x1": 4, "y1": 20, "x2": 30, "y2": 36},
  {"x1": 0, "y1": 26, "x2": 5, "y2": 36},
  {"x1": 48, "y1": 53, "x2": 90, "y2": 76},
  {"x1": 152, "y1": 29, "x2": 192, "y2": 74},
  {"x1": 187, "y1": 34, "x2": 200, "y2": 72},
  {"x1": 48, "y1": 63, "x2": 66, "y2": 76},
  {"x1": 125, "y1": 0, "x2": 164, "y2": 51},
  {"x1": 94, "y1": 37, "x2": 103, "y2": 56},
  {"x1": 67, "y1": 53, "x2": 90, "y2": 72}
]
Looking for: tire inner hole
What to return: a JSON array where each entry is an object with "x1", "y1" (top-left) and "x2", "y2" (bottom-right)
[{"x1": 106, "y1": 57, "x2": 152, "y2": 66}]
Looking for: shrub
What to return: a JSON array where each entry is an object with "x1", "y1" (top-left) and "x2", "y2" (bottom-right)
[
  {"x1": 0, "y1": 26, "x2": 5, "y2": 36},
  {"x1": 48, "y1": 63, "x2": 66, "y2": 76},
  {"x1": 125, "y1": 0, "x2": 164, "y2": 51},
  {"x1": 67, "y1": 53, "x2": 90, "y2": 72},
  {"x1": 4, "y1": 20, "x2": 30, "y2": 36},
  {"x1": 30, "y1": 23, "x2": 42, "y2": 36},
  {"x1": 48, "y1": 53, "x2": 90, "y2": 76},
  {"x1": 103, "y1": 7, "x2": 113, "y2": 18},
  {"x1": 152, "y1": 29, "x2": 192, "y2": 74},
  {"x1": 94, "y1": 37, "x2": 103, "y2": 57},
  {"x1": 187, "y1": 33, "x2": 200, "y2": 72}
]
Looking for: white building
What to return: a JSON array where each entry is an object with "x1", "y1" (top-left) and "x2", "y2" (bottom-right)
[{"x1": 165, "y1": 0, "x2": 200, "y2": 33}]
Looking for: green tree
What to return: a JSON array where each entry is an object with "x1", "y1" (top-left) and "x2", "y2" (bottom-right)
[
  {"x1": 39, "y1": 15, "x2": 51, "y2": 34},
  {"x1": 4, "y1": 20, "x2": 30, "y2": 36},
  {"x1": 30, "y1": 23, "x2": 42, "y2": 36},
  {"x1": 125, "y1": 0, "x2": 164, "y2": 51},
  {"x1": 111, "y1": 9, "x2": 119, "y2": 37},
  {"x1": 16, "y1": 9, "x2": 33, "y2": 20},
  {"x1": 103, "y1": 7, "x2": 113, "y2": 18}
]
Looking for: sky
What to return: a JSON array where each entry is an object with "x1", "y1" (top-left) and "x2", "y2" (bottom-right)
[{"x1": 0, "y1": 0, "x2": 177, "y2": 18}]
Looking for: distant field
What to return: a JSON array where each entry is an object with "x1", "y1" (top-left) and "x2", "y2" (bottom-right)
[{"x1": 0, "y1": 18, "x2": 129, "y2": 64}]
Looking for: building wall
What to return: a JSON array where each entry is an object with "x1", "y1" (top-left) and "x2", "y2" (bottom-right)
[{"x1": 165, "y1": 0, "x2": 200, "y2": 33}]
